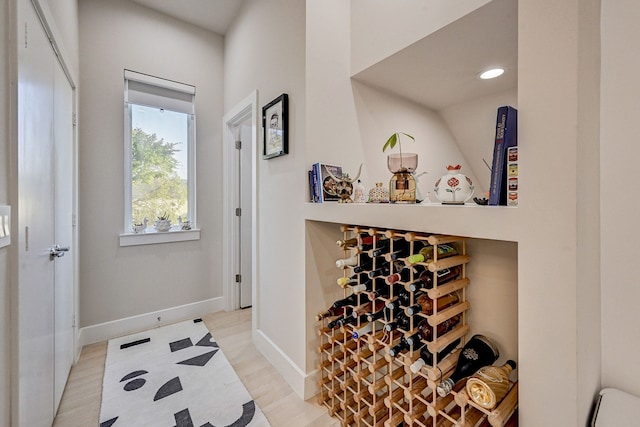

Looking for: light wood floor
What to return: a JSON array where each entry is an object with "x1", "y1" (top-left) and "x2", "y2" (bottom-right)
[{"x1": 53, "y1": 309, "x2": 339, "y2": 426}]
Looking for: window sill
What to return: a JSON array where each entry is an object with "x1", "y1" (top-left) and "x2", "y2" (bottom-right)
[{"x1": 119, "y1": 229, "x2": 201, "y2": 247}]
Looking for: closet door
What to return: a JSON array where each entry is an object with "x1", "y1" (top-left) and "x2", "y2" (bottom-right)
[
  {"x1": 16, "y1": 1, "x2": 75, "y2": 425},
  {"x1": 17, "y1": 2, "x2": 55, "y2": 423}
]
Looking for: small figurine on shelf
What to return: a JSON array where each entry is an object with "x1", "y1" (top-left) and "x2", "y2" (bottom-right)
[
  {"x1": 324, "y1": 164, "x2": 363, "y2": 203},
  {"x1": 132, "y1": 217, "x2": 148, "y2": 234},
  {"x1": 352, "y1": 179, "x2": 366, "y2": 203}
]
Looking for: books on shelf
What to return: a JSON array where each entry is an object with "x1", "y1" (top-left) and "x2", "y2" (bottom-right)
[
  {"x1": 309, "y1": 163, "x2": 342, "y2": 202},
  {"x1": 489, "y1": 105, "x2": 518, "y2": 206}
]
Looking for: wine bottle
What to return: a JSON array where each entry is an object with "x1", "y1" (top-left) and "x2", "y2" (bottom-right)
[
  {"x1": 351, "y1": 280, "x2": 374, "y2": 293},
  {"x1": 367, "y1": 263, "x2": 390, "y2": 278},
  {"x1": 327, "y1": 313, "x2": 368, "y2": 329},
  {"x1": 316, "y1": 305, "x2": 354, "y2": 321},
  {"x1": 336, "y1": 235, "x2": 376, "y2": 249},
  {"x1": 367, "y1": 283, "x2": 403, "y2": 300},
  {"x1": 388, "y1": 335, "x2": 424, "y2": 357},
  {"x1": 352, "y1": 322, "x2": 373, "y2": 340},
  {"x1": 436, "y1": 334, "x2": 500, "y2": 397},
  {"x1": 409, "y1": 338, "x2": 461, "y2": 373},
  {"x1": 405, "y1": 244, "x2": 458, "y2": 265},
  {"x1": 384, "y1": 311, "x2": 411, "y2": 332},
  {"x1": 366, "y1": 306, "x2": 391, "y2": 322},
  {"x1": 405, "y1": 292, "x2": 459, "y2": 316},
  {"x1": 336, "y1": 237, "x2": 358, "y2": 248},
  {"x1": 408, "y1": 266, "x2": 461, "y2": 292},
  {"x1": 386, "y1": 292, "x2": 407, "y2": 310},
  {"x1": 351, "y1": 299, "x2": 386, "y2": 318},
  {"x1": 405, "y1": 314, "x2": 461, "y2": 346},
  {"x1": 335, "y1": 254, "x2": 358, "y2": 269},
  {"x1": 331, "y1": 293, "x2": 360, "y2": 309},
  {"x1": 385, "y1": 239, "x2": 423, "y2": 261},
  {"x1": 352, "y1": 259, "x2": 373, "y2": 273},
  {"x1": 385, "y1": 264, "x2": 426, "y2": 285},
  {"x1": 466, "y1": 360, "x2": 517, "y2": 409}
]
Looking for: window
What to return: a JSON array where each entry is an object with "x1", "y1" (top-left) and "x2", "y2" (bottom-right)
[{"x1": 122, "y1": 70, "x2": 198, "y2": 245}]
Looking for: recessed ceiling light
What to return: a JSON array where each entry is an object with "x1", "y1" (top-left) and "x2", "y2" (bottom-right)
[{"x1": 478, "y1": 68, "x2": 505, "y2": 80}]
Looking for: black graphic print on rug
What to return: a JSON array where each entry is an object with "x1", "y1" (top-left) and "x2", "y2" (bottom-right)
[
  {"x1": 171, "y1": 402, "x2": 256, "y2": 427},
  {"x1": 99, "y1": 320, "x2": 269, "y2": 426}
]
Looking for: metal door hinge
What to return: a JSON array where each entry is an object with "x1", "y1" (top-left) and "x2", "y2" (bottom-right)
[
  {"x1": 235, "y1": 274, "x2": 242, "y2": 283},
  {"x1": 235, "y1": 140, "x2": 242, "y2": 150},
  {"x1": 72, "y1": 314, "x2": 76, "y2": 328},
  {"x1": 235, "y1": 208, "x2": 241, "y2": 217},
  {"x1": 72, "y1": 113, "x2": 77, "y2": 127}
]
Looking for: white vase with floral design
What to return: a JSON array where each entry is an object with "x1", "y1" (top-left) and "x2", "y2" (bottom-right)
[{"x1": 433, "y1": 164, "x2": 474, "y2": 205}]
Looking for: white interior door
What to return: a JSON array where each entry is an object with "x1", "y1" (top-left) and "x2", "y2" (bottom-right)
[
  {"x1": 16, "y1": 2, "x2": 75, "y2": 425},
  {"x1": 239, "y1": 123, "x2": 253, "y2": 308},
  {"x1": 17, "y1": 3, "x2": 55, "y2": 424},
  {"x1": 53, "y1": 56, "x2": 75, "y2": 410}
]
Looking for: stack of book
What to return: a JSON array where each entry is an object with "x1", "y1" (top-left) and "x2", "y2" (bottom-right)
[{"x1": 309, "y1": 163, "x2": 342, "y2": 203}]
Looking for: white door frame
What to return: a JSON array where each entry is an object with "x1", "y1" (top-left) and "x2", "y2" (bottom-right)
[{"x1": 222, "y1": 91, "x2": 259, "y2": 323}]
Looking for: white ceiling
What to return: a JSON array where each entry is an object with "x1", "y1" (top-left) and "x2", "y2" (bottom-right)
[
  {"x1": 352, "y1": 0, "x2": 518, "y2": 111},
  {"x1": 129, "y1": 0, "x2": 245, "y2": 35}
]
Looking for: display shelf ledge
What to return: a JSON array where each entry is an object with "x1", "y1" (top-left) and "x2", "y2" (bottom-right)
[
  {"x1": 304, "y1": 202, "x2": 519, "y2": 242},
  {"x1": 119, "y1": 229, "x2": 201, "y2": 247}
]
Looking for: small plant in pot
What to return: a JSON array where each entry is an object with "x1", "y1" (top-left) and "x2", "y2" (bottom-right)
[
  {"x1": 154, "y1": 212, "x2": 172, "y2": 232},
  {"x1": 383, "y1": 132, "x2": 418, "y2": 203}
]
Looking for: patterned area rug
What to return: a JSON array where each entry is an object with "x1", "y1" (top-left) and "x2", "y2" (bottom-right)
[{"x1": 99, "y1": 318, "x2": 270, "y2": 427}]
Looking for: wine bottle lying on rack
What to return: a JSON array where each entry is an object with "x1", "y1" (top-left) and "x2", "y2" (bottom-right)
[
  {"x1": 405, "y1": 244, "x2": 458, "y2": 265},
  {"x1": 386, "y1": 289, "x2": 416, "y2": 310},
  {"x1": 466, "y1": 360, "x2": 517, "y2": 409},
  {"x1": 410, "y1": 338, "x2": 461, "y2": 373},
  {"x1": 405, "y1": 292, "x2": 459, "y2": 316},
  {"x1": 386, "y1": 264, "x2": 427, "y2": 285},
  {"x1": 367, "y1": 283, "x2": 404, "y2": 300},
  {"x1": 384, "y1": 311, "x2": 411, "y2": 332},
  {"x1": 351, "y1": 299, "x2": 386, "y2": 318},
  {"x1": 336, "y1": 235, "x2": 377, "y2": 250},
  {"x1": 386, "y1": 240, "x2": 426, "y2": 261},
  {"x1": 408, "y1": 266, "x2": 461, "y2": 292},
  {"x1": 327, "y1": 313, "x2": 368, "y2": 329},
  {"x1": 388, "y1": 335, "x2": 424, "y2": 357},
  {"x1": 316, "y1": 306, "x2": 354, "y2": 321},
  {"x1": 335, "y1": 254, "x2": 358, "y2": 269},
  {"x1": 405, "y1": 314, "x2": 461, "y2": 347},
  {"x1": 436, "y1": 334, "x2": 500, "y2": 397}
]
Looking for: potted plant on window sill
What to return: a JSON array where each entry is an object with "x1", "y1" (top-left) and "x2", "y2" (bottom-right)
[{"x1": 154, "y1": 212, "x2": 172, "y2": 232}]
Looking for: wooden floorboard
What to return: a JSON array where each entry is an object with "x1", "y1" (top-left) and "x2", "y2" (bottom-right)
[{"x1": 53, "y1": 309, "x2": 338, "y2": 426}]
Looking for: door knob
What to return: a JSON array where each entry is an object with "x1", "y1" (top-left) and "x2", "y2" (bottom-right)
[{"x1": 50, "y1": 244, "x2": 70, "y2": 260}]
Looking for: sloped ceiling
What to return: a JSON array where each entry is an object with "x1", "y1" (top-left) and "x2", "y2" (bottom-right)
[{"x1": 129, "y1": 0, "x2": 245, "y2": 35}]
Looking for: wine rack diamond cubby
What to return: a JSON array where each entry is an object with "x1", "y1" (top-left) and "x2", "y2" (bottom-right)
[{"x1": 316, "y1": 225, "x2": 518, "y2": 426}]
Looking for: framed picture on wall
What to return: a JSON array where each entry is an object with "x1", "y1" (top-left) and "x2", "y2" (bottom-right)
[{"x1": 262, "y1": 93, "x2": 288, "y2": 159}]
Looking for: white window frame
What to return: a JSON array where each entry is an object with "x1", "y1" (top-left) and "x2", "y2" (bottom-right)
[{"x1": 120, "y1": 70, "x2": 200, "y2": 246}]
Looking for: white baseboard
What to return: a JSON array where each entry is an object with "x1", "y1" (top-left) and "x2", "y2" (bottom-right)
[
  {"x1": 78, "y1": 297, "x2": 225, "y2": 347},
  {"x1": 253, "y1": 328, "x2": 317, "y2": 400}
]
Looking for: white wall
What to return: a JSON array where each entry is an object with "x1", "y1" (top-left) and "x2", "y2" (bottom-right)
[
  {"x1": 78, "y1": 0, "x2": 224, "y2": 330},
  {"x1": 224, "y1": 0, "x2": 307, "y2": 394},
  {"x1": 0, "y1": 0, "x2": 9, "y2": 422},
  {"x1": 600, "y1": 0, "x2": 640, "y2": 397}
]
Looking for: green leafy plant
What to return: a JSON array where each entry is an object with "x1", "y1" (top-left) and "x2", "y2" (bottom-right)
[
  {"x1": 157, "y1": 212, "x2": 170, "y2": 221},
  {"x1": 382, "y1": 132, "x2": 415, "y2": 154}
]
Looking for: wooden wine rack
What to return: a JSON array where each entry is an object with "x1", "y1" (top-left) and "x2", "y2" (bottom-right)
[{"x1": 317, "y1": 225, "x2": 518, "y2": 426}]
